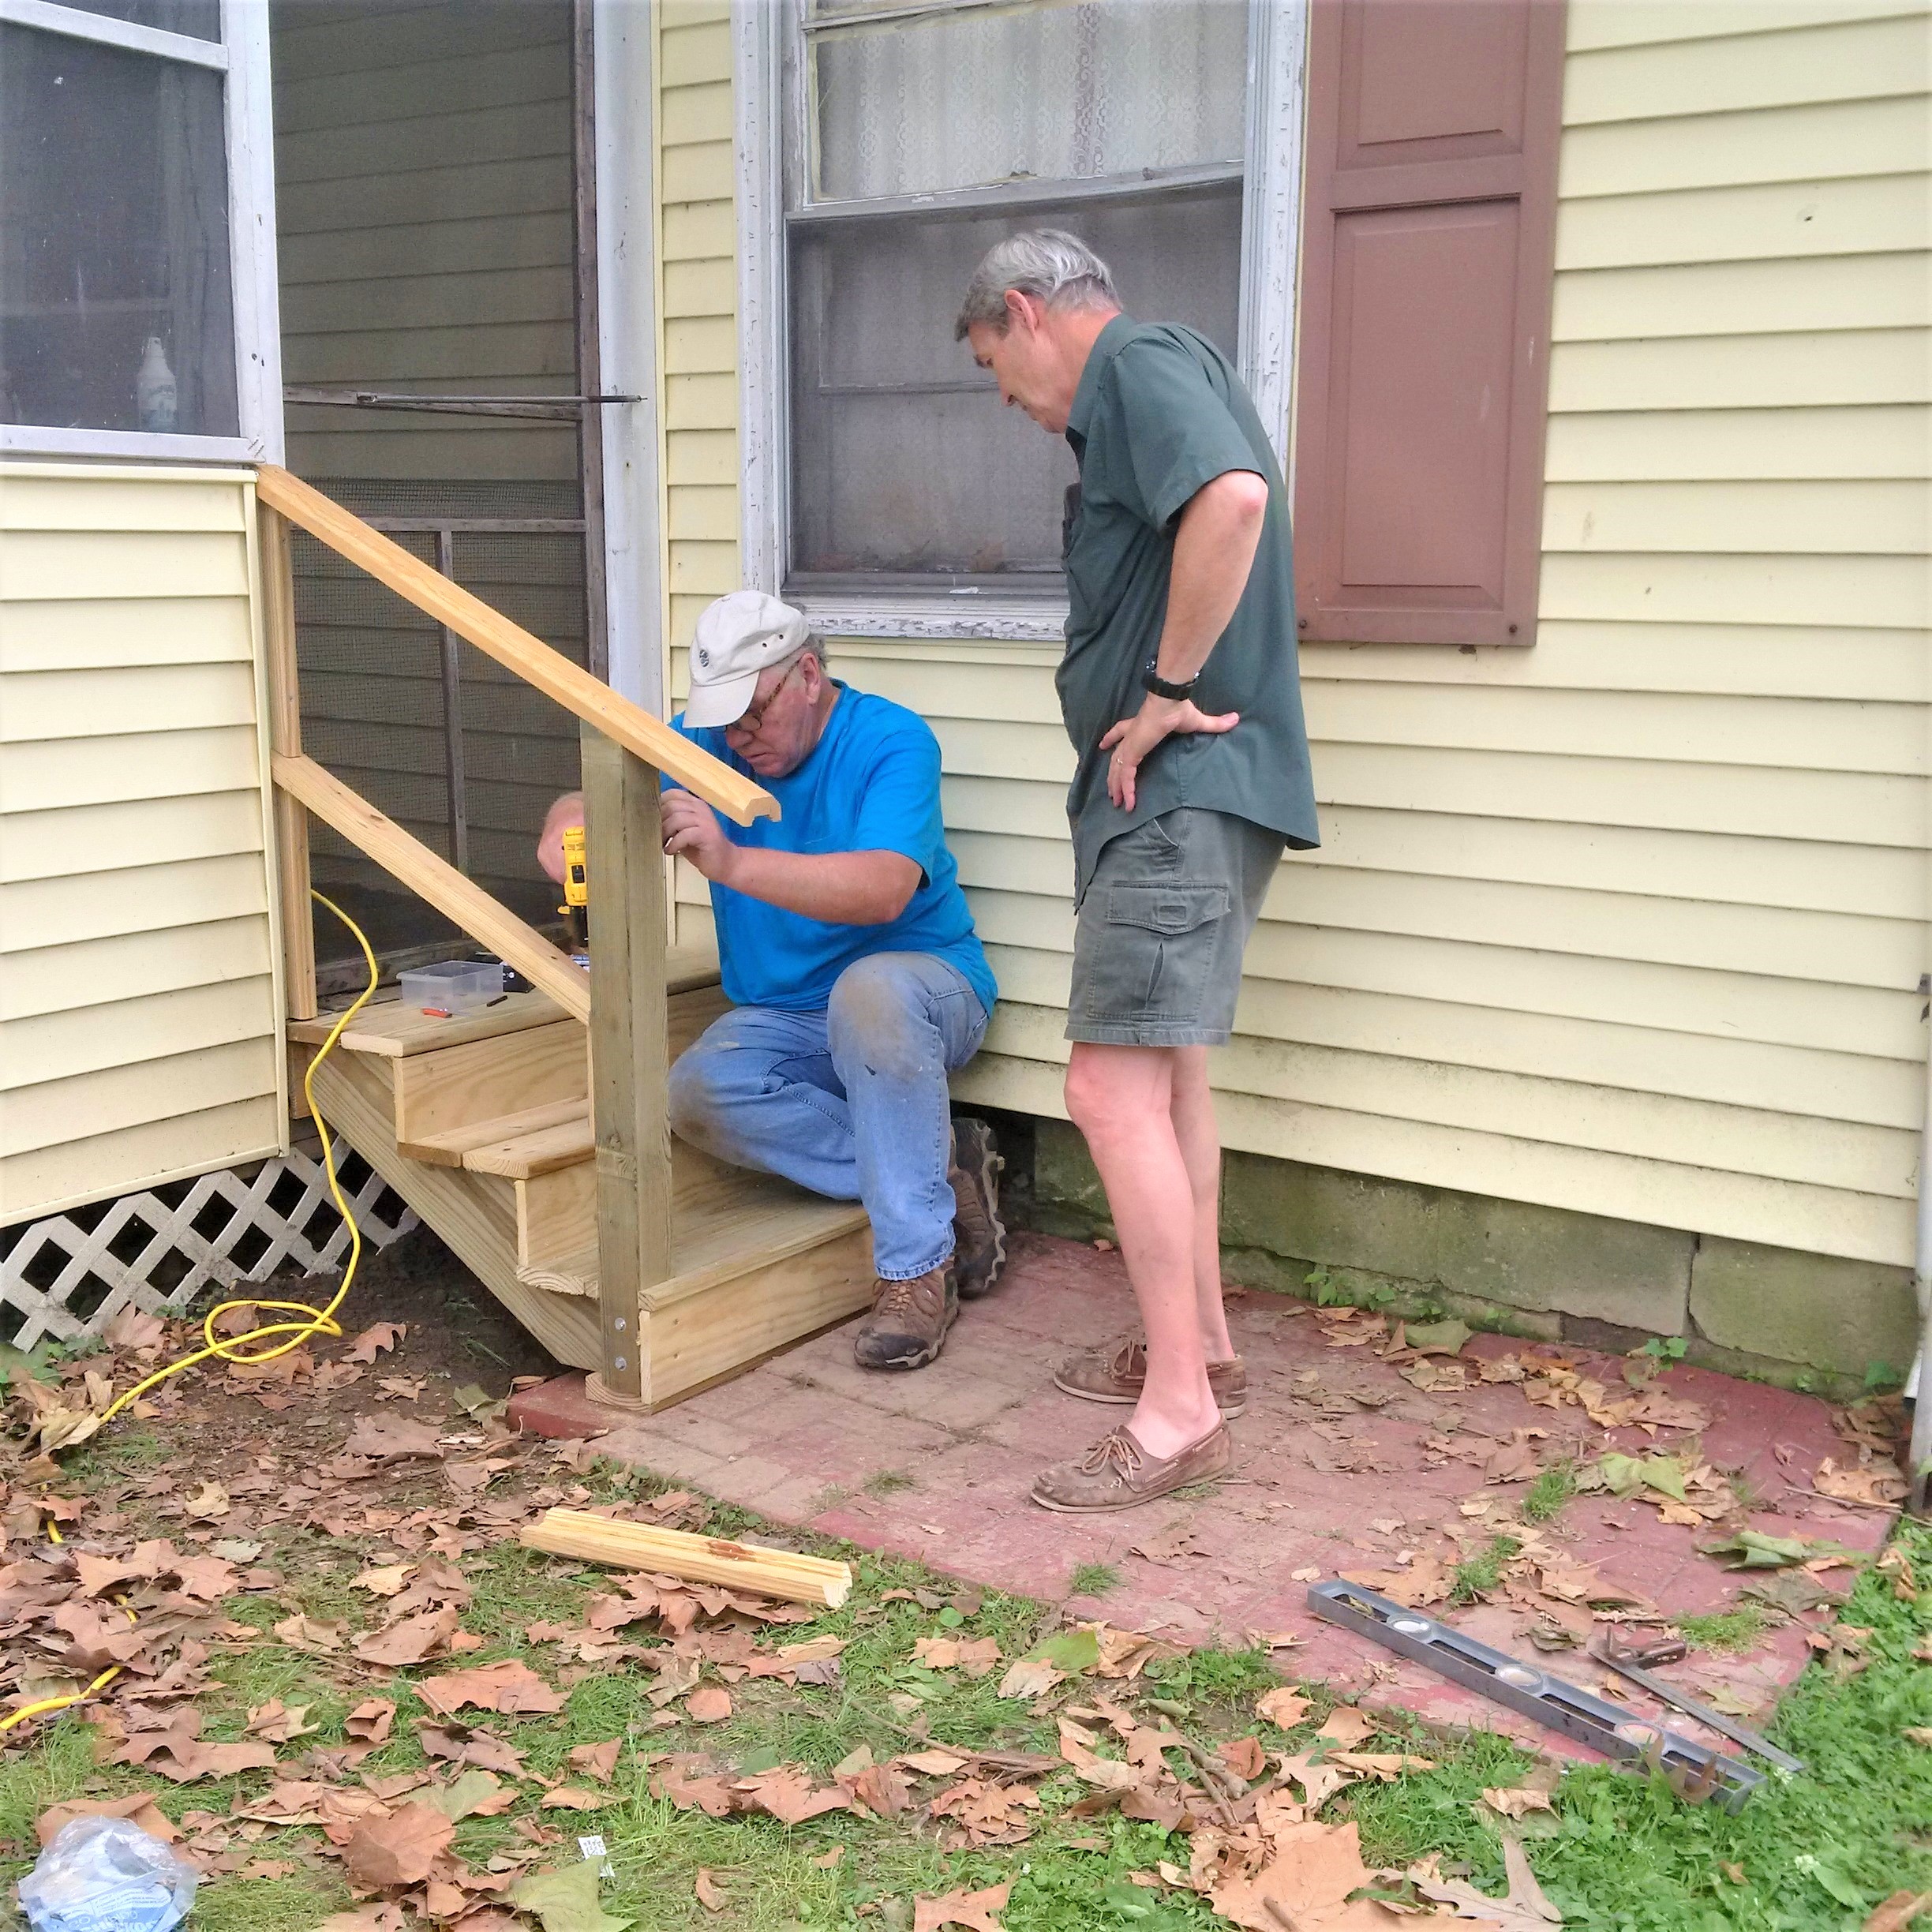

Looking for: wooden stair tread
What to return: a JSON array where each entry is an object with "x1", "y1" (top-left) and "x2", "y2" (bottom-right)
[
  {"x1": 514, "y1": 1174, "x2": 869, "y2": 1305},
  {"x1": 290, "y1": 942, "x2": 723, "y2": 1058},
  {"x1": 399, "y1": 1099, "x2": 590, "y2": 1173}
]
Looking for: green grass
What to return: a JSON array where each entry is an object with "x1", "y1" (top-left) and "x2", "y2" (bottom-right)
[
  {"x1": 1522, "y1": 1461, "x2": 1579, "y2": 1523},
  {"x1": 865, "y1": 1469, "x2": 917, "y2": 1496},
  {"x1": 4, "y1": 1441, "x2": 1928, "y2": 1932},
  {"x1": 1068, "y1": 1561, "x2": 1121, "y2": 1597},
  {"x1": 1678, "y1": 1604, "x2": 1776, "y2": 1656},
  {"x1": 1450, "y1": 1533, "x2": 1522, "y2": 1605}
]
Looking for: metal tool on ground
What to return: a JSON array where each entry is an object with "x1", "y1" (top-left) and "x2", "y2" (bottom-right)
[
  {"x1": 1305, "y1": 1580, "x2": 1763, "y2": 1810},
  {"x1": 559, "y1": 823, "x2": 588, "y2": 949},
  {"x1": 1589, "y1": 1637, "x2": 1803, "y2": 1774}
]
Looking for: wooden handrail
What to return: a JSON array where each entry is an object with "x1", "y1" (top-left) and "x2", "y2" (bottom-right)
[
  {"x1": 254, "y1": 465, "x2": 778, "y2": 828},
  {"x1": 275, "y1": 752, "x2": 591, "y2": 1024}
]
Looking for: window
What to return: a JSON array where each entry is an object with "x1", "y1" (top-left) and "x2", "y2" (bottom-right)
[
  {"x1": 0, "y1": 0, "x2": 280, "y2": 460},
  {"x1": 738, "y1": 0, "x2": 1304, "y2": 636}
]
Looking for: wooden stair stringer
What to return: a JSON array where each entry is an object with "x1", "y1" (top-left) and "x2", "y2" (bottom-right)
[{"x1": 303, "y1": 1046, "x2": 602, "y2": 1369}]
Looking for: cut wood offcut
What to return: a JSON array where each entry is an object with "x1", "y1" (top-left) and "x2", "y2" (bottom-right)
[{"x1": 519, "y1": 1507, "x2": 854, "y2": 1609}]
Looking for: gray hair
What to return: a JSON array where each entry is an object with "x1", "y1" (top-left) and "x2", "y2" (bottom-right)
[{"x1": 953, "y1": 229, "x2": 1120, "y2": 340}]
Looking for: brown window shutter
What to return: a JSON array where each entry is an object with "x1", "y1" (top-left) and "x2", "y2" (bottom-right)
[{"x1": 1292, "y1": 0, "x2": 1566, "y2": 646}]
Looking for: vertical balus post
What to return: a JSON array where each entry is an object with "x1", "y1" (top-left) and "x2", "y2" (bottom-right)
[{"x1": 581, "y1": 721, "x2": 673, "y2": 1408}]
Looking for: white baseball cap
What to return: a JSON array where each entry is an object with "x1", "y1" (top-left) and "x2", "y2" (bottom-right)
[{"x1": 684, "y1": 590, "x2": 813, "y2": 729}]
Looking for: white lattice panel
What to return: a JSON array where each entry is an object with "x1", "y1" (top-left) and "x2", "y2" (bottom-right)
[{"x1": 0, "y1": 1155, "x2": 417, "y2": 1350}]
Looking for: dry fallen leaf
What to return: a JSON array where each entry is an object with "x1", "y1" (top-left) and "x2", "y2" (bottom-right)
[
  {"x1": 1256, "y1": 1686, "x2": 1313, "y2": 1731},
  {"x1": 1483, "y1": 1786, "x2": 1556, "y2": 1820},
  {"x1": 1865, "y1": 1893, "x2": 1932, "y2": 1932},
  {"x1": 415, "y1": 1660, "x2": 567, "y2": 1718},
  {"x1": 1211, "y1": 1818, "x2": 1402, "y2": 1930},
  {"x1": 342, "y1": 1801, "x2": 455, "y2": 1889},
  {"x1": 1413, "y1": 1836, "x2": 1564, "y2": 1928},
  {"x1": 913, "y1": 1881, "x2": 1012, "y2": 1932},
  {"x1": 694, "y1": 1870, "x2": 728, "y2": 1915},
  {"x1": 686, "y1": 1686, "x2": 732, "y2": 1724}
]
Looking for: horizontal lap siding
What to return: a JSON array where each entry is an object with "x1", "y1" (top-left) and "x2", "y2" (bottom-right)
[
  {"x1": 0, "y1": 468, "x2": 282, "y2": 1223},
  {"x1": 674, "y1": 2, "x2": 1930, "y2": 1264},
  {"x1": 658, "y1": 0, "x2": 739, "y2": 954}
]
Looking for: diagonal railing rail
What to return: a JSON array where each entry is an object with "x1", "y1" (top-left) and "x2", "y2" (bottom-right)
[{"x1": 253, "y1": 464, "x2": 776, "y2": 1407}]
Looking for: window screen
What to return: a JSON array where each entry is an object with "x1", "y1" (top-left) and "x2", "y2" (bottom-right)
[
  {"x1": 787, "y1": 0, "x2": 1249, "y2": 592},
  {"x1": 789, "y1": 183, "x2": 1242, "y2": 579},
  {"x1": 0, "y1": 24, "x2": 238, "y2": 438}
]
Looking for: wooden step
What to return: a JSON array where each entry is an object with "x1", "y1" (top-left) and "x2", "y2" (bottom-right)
[
  {"x1": 401, "y1": 1099, "x2": 589, "y2": 1173},
  {"x1": 519, "y1": 1181, "x2": 874, "y2": 1410}
]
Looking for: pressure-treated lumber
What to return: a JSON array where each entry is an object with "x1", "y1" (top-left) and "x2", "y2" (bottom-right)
[
  {"x1": 274, "y1": 753, "x2": 591, "y2": 1022},
  {"x1": 254, "y1": 465, "x2": 777, "y2": 828},
  {"x1": 390, "y1": 1022, "x2": 586, "y2": 1146},
  {"x1": 301, "y1": 1046, "x2": 601, "y2": 1368},
  {"x1": 519, "y1": 1508, "x2": 854, "y2": 1608},
  {"x1": 581, "y1": 725, "x2": 673, "y2": 1407},
  {"x1": 258, "y1": 505, "x2": 316, "y2": 1026}
]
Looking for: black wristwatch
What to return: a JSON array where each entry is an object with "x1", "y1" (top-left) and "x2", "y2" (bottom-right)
[{"x1": 1142, "y1": 658, "x2": 1197, "y2": 702}]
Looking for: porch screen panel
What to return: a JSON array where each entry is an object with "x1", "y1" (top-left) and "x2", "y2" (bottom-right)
[
  {"x1": 788, "y1": 0, "x2": 1248, "y2": 593},
  {"x1": 1292, "y1": 0, "x2": 1565, "y2": 646}
]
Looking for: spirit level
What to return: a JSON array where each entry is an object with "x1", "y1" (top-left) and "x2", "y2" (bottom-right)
[{"x1": 1305, "y1": 1579, "x2": 1764, "y2": 1810}]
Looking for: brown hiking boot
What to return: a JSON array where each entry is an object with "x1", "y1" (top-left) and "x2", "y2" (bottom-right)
[
  {"x1": 853, "y1": 1261, "x2": 958, "y2": 1371},
  {"x1": 1031, "y1": 1421, "x2": 1232, "y2": 1513},
  {"x1": 1054, "y1": 1339, "x2": 1248, "y2": 1418},
  {"x1": 949, "y1": 1116, "x2": 1007, "y2": 1301}
]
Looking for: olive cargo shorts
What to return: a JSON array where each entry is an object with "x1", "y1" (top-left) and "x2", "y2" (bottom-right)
[{"x1": 1065, "y1": 807, "x2": 1284, "y2": 1048}]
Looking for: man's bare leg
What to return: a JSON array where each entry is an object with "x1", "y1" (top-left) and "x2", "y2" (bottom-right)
[
  {"x1": 1167, "y1": 1045, "x2": 1234, "y2": 1364},
  {"x1": 1063, "y1": 1040, "x2": 1221, "y2": 1458}
]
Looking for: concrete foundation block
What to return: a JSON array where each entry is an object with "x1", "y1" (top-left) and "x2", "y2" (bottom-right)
[
  {"x1": 1689, "y1": 1236, "x2": 1919, "y2": 1380},
  {"x1": 1219, "y1": 1151, "x2": 1693, "y2": 1335}
]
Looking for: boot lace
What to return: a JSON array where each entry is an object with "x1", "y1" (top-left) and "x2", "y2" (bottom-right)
[
  {"x1": 1104, "y1": 1338, "x2": 1148, "y2": 1382},
  {"x1": 873, "y1": 1273, "x2": 930, "y2": 1320},
  {"x1": 1078, "y1": 1428, "x2": 1144, "y2": 1484}
]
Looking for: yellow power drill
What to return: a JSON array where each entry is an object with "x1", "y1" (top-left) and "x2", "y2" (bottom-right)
[{"x1": 559, "y1": 823, "x2": 588, "y2": 951}]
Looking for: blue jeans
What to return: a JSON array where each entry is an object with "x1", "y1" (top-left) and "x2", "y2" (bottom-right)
[{"x1": 666, "y1": 952, "x2": 990, "y2": 1281}]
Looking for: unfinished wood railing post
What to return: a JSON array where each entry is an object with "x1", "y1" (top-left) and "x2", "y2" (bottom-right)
[
  {"x1": 581, "y1": 723, "x2": 673, "y2": 1408},
  {"x1": 259, "y1": 504, "x2": 316, "y2": 1025}
]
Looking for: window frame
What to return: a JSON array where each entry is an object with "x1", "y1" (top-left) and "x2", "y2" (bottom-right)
[
  {"x1": 734, "y1": 0, "x2": 1305, "y2": 641},
  {"x1": 0, "y1": 0, "x2": 284, "y2": 464}
]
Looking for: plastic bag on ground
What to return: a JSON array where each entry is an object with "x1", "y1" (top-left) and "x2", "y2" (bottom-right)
[{"x1": 18, "y1": 1816, "x2": 197, "y2": 1932}]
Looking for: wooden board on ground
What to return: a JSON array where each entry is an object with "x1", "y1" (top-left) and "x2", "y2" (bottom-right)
[{"x1": 520, "y1": 1508, "x2": 854, "y2": 1607}]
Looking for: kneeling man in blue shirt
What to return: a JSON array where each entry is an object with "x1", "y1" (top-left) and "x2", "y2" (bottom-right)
[{"x1": 540, "y1": 591, "x2": 1003, "y2": 1371}]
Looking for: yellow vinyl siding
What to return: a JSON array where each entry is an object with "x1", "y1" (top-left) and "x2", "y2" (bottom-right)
[
  {"x1": 657, "y1": 0, "x2": 740, "y2": 953},
  {"x1": 0, "y1": 466, "x2": 285, "y2": 1224},
  {"x1": 661, "y1": 2, "x2": 1930, "y2": 1267}
]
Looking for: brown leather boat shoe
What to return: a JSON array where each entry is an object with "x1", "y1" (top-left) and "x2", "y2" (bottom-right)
[
  {"x1": 853, "y1": 1261, "x2": 958, "y2": 1371},
  {"x1": 1053, "y1": 1338, "x2": 1248, "y2": 1418},
  {"x1": 1030, "y1": 1421, "x2": 1232, "y2": 1514}
]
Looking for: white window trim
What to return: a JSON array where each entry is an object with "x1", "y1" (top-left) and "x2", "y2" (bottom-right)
[
  {"x1": 0, "y1": 0, "x2": 284, "y2": 464},
  {"x1": 734, "y1": 0, "x2": 1307, "y2": 642}
]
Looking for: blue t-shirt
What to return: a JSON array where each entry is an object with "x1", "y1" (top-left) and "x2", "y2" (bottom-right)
[{"x1": 672, "y1": 686, "x2": 998, "y2": 1018}]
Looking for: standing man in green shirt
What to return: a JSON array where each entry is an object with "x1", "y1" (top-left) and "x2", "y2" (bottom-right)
[{"x1": 957, "y1": 230, "x2": 1319, "y2": 1512}]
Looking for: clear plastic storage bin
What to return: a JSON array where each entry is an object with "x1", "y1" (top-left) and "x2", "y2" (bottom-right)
[{"x1": 398, "y1": 958, "x2": 504, "y2": 1014}]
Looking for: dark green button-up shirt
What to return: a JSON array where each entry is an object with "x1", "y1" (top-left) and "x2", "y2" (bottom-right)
[{"x1": 1060, "y1": 316, "x2": 1320, "y2": 903}]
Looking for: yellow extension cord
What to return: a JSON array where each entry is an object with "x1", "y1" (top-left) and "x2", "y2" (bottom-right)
[{"x1": 0, "y1": 891, "x2": 380, "y2": 1737}]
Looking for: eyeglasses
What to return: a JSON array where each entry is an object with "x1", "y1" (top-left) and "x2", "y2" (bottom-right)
[{"x1": 727, "y1": 657, "x2": 804, "y2": 736}]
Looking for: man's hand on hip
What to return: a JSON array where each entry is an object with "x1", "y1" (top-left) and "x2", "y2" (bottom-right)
[
  {"x1": 661, "y1": 788, "x2": 739, "y2": 886},
  {"x1": 1099, "y1": 695, "x2": 1240, "y2": 811}
]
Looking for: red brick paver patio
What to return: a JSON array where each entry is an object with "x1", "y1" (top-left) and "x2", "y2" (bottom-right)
[{"x1": 512, "y1": 1231, "x2": 1893, "y2": 1763}]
